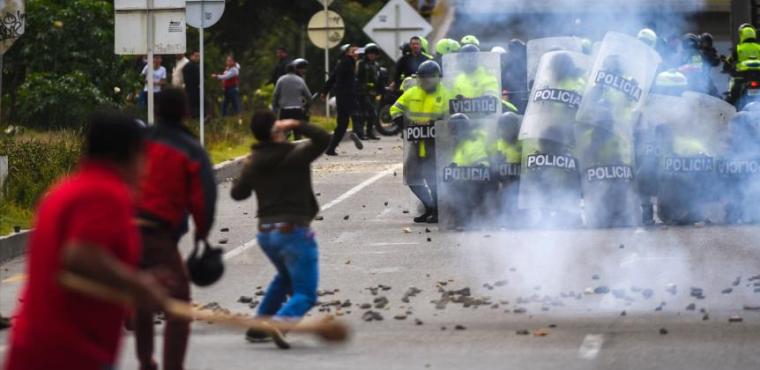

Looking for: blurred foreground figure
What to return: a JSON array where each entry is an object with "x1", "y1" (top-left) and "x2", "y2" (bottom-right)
[
  {"x1": 5, "y1": 111, "x2": 167, "y2": 370},
  {"x1": 135, "y1": 88, "x2": 217, "y2": 370},
  {"x1": 231, "y1": 112, "x2": 330, "y2": 348}
]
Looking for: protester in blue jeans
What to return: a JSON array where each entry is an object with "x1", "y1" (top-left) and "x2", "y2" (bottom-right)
[{"x1": 230, "y1": 111, "x2": 330, "y2": 348}]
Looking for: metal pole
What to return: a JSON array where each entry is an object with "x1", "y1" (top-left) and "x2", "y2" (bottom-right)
[
  {"x1": 0, "y1": 54, "x2": 4, "y2": 126},
  {"x1": 147, "y1": 0, "x2": 155, "y2": 125},
  {"x1": 199, "y1": 1, "x2": 205, "y2": 146},
  {"x1": 394, "y1": 4, "x2": 400, "y2": 61},
  {"x1": 324, "y1": 1, "x2": 330, "y2": 118}
]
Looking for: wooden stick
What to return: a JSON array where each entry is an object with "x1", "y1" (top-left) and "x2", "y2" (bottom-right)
[{"x1": 58, "y1": 272, "x2": 349, "y2": 342}]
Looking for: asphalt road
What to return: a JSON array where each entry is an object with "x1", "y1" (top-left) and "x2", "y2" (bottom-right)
[{"x1": 1, "y1": 137, "x2": 760, "y2": 370}]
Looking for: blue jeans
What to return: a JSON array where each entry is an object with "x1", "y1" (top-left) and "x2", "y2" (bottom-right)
[
  {"x1": 222, "y1": 87, "x2": 240, "y2": 116},
  {"x1": 256, "y1": 227, "x2": 319, "y2": 319}
]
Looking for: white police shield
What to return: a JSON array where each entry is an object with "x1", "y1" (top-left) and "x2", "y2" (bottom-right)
[
  {"x1": 436, "y1": 51, "x2": 502, "y2": 229},
  {"x1": 401, "y1": 102, "x2": 440, "y2": 187},
  {"x1": 526, "y1": 37, "x2": 584, "y2": 90},
  {"x1": 576, "y1": 32, "x2": 662, "y2": 143},
  {"x1": 517, "y1": 51, "x2": 590, "y2": 221},
  {"x1": 723, "y1": 111, "x2": 760, "y2": 223}
]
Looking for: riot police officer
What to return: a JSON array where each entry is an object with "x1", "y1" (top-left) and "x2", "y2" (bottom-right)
[
  {"x1": 451, "y1": 44, "x2": 500, "y2": 98},
  {"x1": 726, "y1": 24, "x2": 760, "y2": 106},
  {"x1": 390, "y1": 61, "x2": 449, "y2": 223},
  {"x1": 357, "y1": 43, "x2": 382, "y2": 140},
  {"x1": 446, "y1": 113, "x2": 490, "y2": 227},
  {"x1": 489, "y1": 112, "x2": 522, "y2": 225}
]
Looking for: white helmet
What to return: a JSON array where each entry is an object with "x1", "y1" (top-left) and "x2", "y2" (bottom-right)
[
  {"x1": 490, "y1": 46, "x2": 507, "y2": 54},
  {"x1": 637, "y1": 28, "x2": 657, "y2": 48}
]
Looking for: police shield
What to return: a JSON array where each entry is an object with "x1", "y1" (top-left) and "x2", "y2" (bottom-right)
[
  {"x1": 436, "y1": 52, "x2": 502, "y2": 229},
  {"x1": 723, "y1": 110, "x2": 760, "y2": 223},
  {"x1": 518, "y1": 51, "x2": 590, "y2": 225},
  {"x1": 651, "y1": 92, "x2": 731, "y2": 224},
  {"x1": 526, "y1": 37, "x2": 584, "y2": 90}
]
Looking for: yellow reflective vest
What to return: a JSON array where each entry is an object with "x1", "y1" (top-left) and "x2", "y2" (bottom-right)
[{"x1": 390, "y1": 84, "x2": 449, "y2": 158}]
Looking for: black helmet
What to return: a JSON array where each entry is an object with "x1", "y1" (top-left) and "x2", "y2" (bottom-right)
[
  {"x1": 699, "y1": 32, "x2": 714, "y2": 47},
  {"x1": 681, "y1": 33, "x2": 699, "y2": 50},
  {"x1": 187, "y1": 240, "x2": 225, "y2": 287},
  {"x1": 340, "y1": 43, "x2": 352, "y2": 55},
  {"x1": 400, "y1": 42, "x2": 412, "y2": 56},
  {"x1": 459, "y1": 44, "x2": 480, "y2": 53},
  {"x1": 365, "y1": 43, "x2": 380, "y2": 55},
  {"x1": 498, "y1": 112, "x2": 522, "y2": 142},
  {"x1": 449, "y1": 113, "x2": 471, "y2": 136},
  {"x1": 292, "y1": 58, "x2": 309, "y2": 69},
  {"x1": 417, "y1": 60, "x2": 442, "y2": 78}
]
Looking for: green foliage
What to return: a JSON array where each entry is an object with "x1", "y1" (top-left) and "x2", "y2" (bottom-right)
[
  {"x1": 252, "y1": 83, "x2": 275, "y2": 111},
  {"x1": 0, "y1": 132, "x2": 81, "y2": 209},
  {"x1": 17, "y1": 72, "x2": 111, "y2": 129}
]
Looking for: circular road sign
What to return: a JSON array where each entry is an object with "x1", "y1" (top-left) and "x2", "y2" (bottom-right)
[
  {"x1": 308, "y1": 10, "x2": 345, "y2": 49},
  {"x1": 186, "y1": 0, "x2": 225, "y2": 29}
]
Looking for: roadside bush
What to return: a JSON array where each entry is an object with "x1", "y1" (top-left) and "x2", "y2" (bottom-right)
[
  {"x1": 16, "y1": 72, "x2": 111, "y2": 129},
  {"x1": 0, "y1": 133, "x2": 81, "y2": 209}
]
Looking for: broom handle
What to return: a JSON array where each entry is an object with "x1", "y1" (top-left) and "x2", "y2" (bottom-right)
[{"x1": 58, "y1": 272, "x2": 341, "y2": 336}]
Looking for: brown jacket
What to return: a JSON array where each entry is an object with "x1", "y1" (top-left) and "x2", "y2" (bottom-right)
[{"x1": 231, "y1": 123, "x2": 330, "y2": 225}]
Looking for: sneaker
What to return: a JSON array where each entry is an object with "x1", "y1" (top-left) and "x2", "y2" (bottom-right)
[
  {"x1": 245, "y1": 328, "x2": 272, "y2": 343},
  {"x1": 350, "y1": 133, "x2": 364, "y2": 150},
  {"x1": 413, "y1": 211, "x2": 432, "y2": 223},
  {"x1": 426, "y1": 211, "x2": 438, "y2": 224},
  {"x1": 325, "y1": 150, "x2": 338, "y2": 156}
]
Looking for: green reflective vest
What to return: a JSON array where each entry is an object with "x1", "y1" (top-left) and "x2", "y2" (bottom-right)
[
  {"x1": 737, "y1": 42, "x2": 760, "y2": 72},
  {"x1": 452, "y1": 67, "x2": 500, "y2": 98},
  {"x1": 453, "y1": 131, "x2": 490, "y2": 166},
  {"x1": 491, "y1": 139, "x2": 522, "y2": 164},
  {"x1": 390, "y1": 84, "x2": 449, "y2": 158}
]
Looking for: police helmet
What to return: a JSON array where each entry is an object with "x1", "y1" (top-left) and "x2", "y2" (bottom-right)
[
  {"x1": 340, "y1": 43, "x2": 352, "y2": 55},
  {"x1": 637, "y1": 28, "x2": 657, "y2": 48},
  {"x1": 508, "y1": 39, "x2": 526, "y2": 51},
  {"x1": 699, "y1": 32, "x2": 714, "y2": 48},
  {"x1": 436, "y1": 38, "x2": 461, "y2": 56},
  {"x1": 292, "y1": 58, "x2": 309, "y2": 69},
  {"x1": 739, "y1": 23, "x2": 756, "y2": 32},
  {"x1": 460, "y1": 35, "x2": 480, "y2": 47},
  {"x1": 550, "y1": 52, "x2": 582, "y2": 80},
  {"x1": 364, "y1": 43, "x2": 380, "y2": 55},
  {"x1": 400, "y1": 42, "x2": 412, "y2": 56},
  {"x1": 417, "y1": 60, "x2": 442, "y2": 78},
  {"x1": 740, "y1": 26, "x2": 757, "y2": 43},
  {"x1": 498, "y1": 112, "x2": 522, "y2": 142},
  {"x1": 419, "y1": 36, "x2": 430, "y2": 53},
  {"x1": 449, "y1": 113, "x2": 472, "y2": 136},
  {"x1": 459, "y1": 44, "x2": 480, "y2": 53},
  {"x1": 417, "y1": 60, "x2": 442, "y2": 92},
  {"x1": 187, "y1": 240, "x2": 225, "y2": 287},
  {"x1": 681, "y1": 33, "x2": 699, "y2": 50},
  {"x1": 491, "y1": 46, "x2": 507, "y2": 54},
  {"x1": 601, "y1": 54, "x2": 624, "y2": 75},
  {"x1": 581, "y1": 38, "x2": 593, "y2": 55}
]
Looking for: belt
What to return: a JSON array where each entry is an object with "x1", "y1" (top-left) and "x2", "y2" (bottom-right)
[{"x1": 258, "y1": 222, "x2": 307, "y2": 234}]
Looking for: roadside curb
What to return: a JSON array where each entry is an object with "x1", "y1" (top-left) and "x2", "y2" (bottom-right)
[{"x1": 0, "y1": 155, "x2": 250, "y2": 264}]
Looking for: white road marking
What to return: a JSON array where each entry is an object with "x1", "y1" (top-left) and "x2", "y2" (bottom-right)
[
  {"x1": 223, "y1": 163, "x2": 402, "y2": 261},
  {"x1": 578, "y1": 334, "x2": 604, "y2": 360},
  {"x1": 369, "y1": 242, "x2": 419, "y2": 246}
]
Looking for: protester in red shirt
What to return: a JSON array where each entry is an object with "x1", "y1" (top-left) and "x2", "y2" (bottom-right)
[
  {"x1": 135, "y1": 87, "x2": 217, "y2": 370},
  {"x1": 4, "y1": 111, "x2": 168, "y2": 370}
]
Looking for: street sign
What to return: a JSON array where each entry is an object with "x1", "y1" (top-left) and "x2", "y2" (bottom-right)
[
  {"x1": 186, "y1": 0, "x2": 225, "y2": 146},
  {"x1": 316, "y1": 0, "x2": 334, "y2": 7},
  {"x1": 186, "y1": 0, "x2": 224, "y2": 28},
  {"x1": 114, "y1": 0, "x2": 186, "y2": 55},
  {"x1": 307, "y1": 10, "x2": 344, "y2": 49},
  {"x1": 0, "y1": 0, "x2": 25, "y2": 54},
  {"x1": 363, "y1": 0, "x2": 432, "y2": 60}
]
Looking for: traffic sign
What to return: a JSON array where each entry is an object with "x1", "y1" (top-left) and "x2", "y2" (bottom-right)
[
  {"x1": 0, "y1": 0, "x2": 25, "y2": 54},
  {"x1": 114, "y1": 0, "x2": 186, "y2": 55},
  {"x1": 307, "y1": 10, "x2": 345, "y2": 49},
  {"x1": 186, "y1": 0, "x2": 224, "y2": 29},
  {"x1": 363, "y1": 0, "x2": 432, "y2": 60}
]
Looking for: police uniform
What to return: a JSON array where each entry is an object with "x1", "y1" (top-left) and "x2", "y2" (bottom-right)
[
  {"x1": 727, "y1": 27, "x2": 760, "y2": 104},
  {"x1": 357, "y1": 57, "x2": 381, "y2": 138},
  {"x1": 390, "y1": 83, "x2": 449, "y2": 218},
  {"x1": 448, "y1": 129, "x2": 491, "y2": 226},
  {"x1": 489, "y1": 137, "x2": 522, "y2": 225}
]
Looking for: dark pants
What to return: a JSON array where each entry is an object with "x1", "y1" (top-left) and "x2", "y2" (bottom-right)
[
  {"x1": 222, "y1": 87, "x2": 240, "y2": 116},
  {"x1": 278, "y1": 107, "x2": 307, "y2": 140},
  {"x1": 186, "y1": 89, "x2": 200, "y2": 119},
  {"x1": 135, "y1": 228, "x2": 190, "y2": 370},
  {"x1": 256, "y1": 226, "x2": 319, "y2": 318},
  {"x1": 328, "y1": 94, "x2": 361, "y2": 152},
  {"x1": 359, "y1": 95, "x2": 378, "y2": 136}
]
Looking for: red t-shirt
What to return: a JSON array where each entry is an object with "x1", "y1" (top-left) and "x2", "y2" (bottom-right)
[{"x1": 4, "y1": 161, "x2": 141, "y2": 370}]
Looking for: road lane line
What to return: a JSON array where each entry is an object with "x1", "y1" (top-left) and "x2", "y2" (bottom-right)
[
  {"x1": 224, "y1": 163, "x2": 402, "y2": 261},
  {"x1": 578, "y1": 334, "x2": 604, "y2": 360}
]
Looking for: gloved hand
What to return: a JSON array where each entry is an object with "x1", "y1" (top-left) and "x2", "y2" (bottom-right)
[{"x1": 393, "y1": 116, "x2": 404, "y2": 128}]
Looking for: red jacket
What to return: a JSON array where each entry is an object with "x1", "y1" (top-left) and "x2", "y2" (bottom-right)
[{"x1": 138, "y1": 124, "x2": 217, "y2": 239}]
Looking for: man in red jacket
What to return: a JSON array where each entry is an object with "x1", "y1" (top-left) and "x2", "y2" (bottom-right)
[
  {"x1": 212, "y1": 55, "x2": 241, "y2": 117},
  {"x1": 135, "y1": 88, "x2": 217, "y2": 370},
  {"x1": 5, "y1": 111, "x2": 168, "y2": 370}
]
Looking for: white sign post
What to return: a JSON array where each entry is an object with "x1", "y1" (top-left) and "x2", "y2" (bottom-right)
[
  {"x1": 0, "y1": 156, "x2": 7, "y2": 201},
  {"x1": 115, "y1": 0, "x2": 186, "y2": 125},
  {"x1": 0, "y1": 0, "x2": 25, "y2": 126},
  {"x1": 186, "y1": 0, "x2": 224, "y2": 146},
  {"x1": 308, "y1": 7, "x2": 344, "y2": 118},
  {"x1": 363, "y1": 0, "x2": 431, "y2": 60}
]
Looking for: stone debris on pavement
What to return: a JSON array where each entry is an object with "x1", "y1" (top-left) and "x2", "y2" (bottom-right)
[
  {"x1": 454, "y1": 325, "x2": 466, "y2": 331},
  {"x1": 360, "y1": 303, "x2": 372, "y2": 310},
  {"x1": 722, "y1": 288, "x2": 733, "y2": 294},
  {"x1": 659, "y1": 328, "x2": 668, "y2": 335},
  {"x1": 238, "y1": 296, "x2": 253, "y2": 304},
  {"x1": 394, "y1": 314, "x2": 407, "y2": 320},
  {"x1": 666, "y1": 284, "x2": 677, "y2": 295},
  {"x1": 343, "y1": 215, "x2": 350, "y2": 220},
  {"x1": 315, "y1": 216, "x2": 324, "y2": 221},
  {"x1": 516, "y1": 329, "x2": 530, "y2": 335},
  {"x1": 703, "y1": 314, "x2": 710, "y2": 320},
  {"x1": 533, "y1": 329, "x2": 550, "y2": 337},
  {"x1": 220, "y1": 228, "x2": 229, "y2": 232},
  {"x1": 373, "y1": 296, "x2": 390, "y2": 309},
  {"x1": 685, "y1": 303, "x2": 696, "y2": 311},
  {"x1": 362, "y1": 310, "x2": 384, "y2": 322},
  {"x1": 690, "y1": 287, "x2": 705, "y2": 299},
  {"x1": 743, "y1": 305, "x2": 760, "y2": 311},
  {"x1": 732, "y1": 276, "x2": 741, "y2": 286},
  {"x1": 415, "y1": 319, "x2": 424, "y2": 326},
  {"x1": 642, "y1": 289, "x2": 654, "y2": 299},
  {"x1": 593, "y1": 286, "x2": 610, "y2": 294},
  {"x1": 729, "y1": 316, "x2": 743, "y2": 323},
  {"x1": 218, "y1": 239, "x2": 228, "y2": 245},
  {"x1": 620, "y1": 310, "x2": 627, "y2": 316}
]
